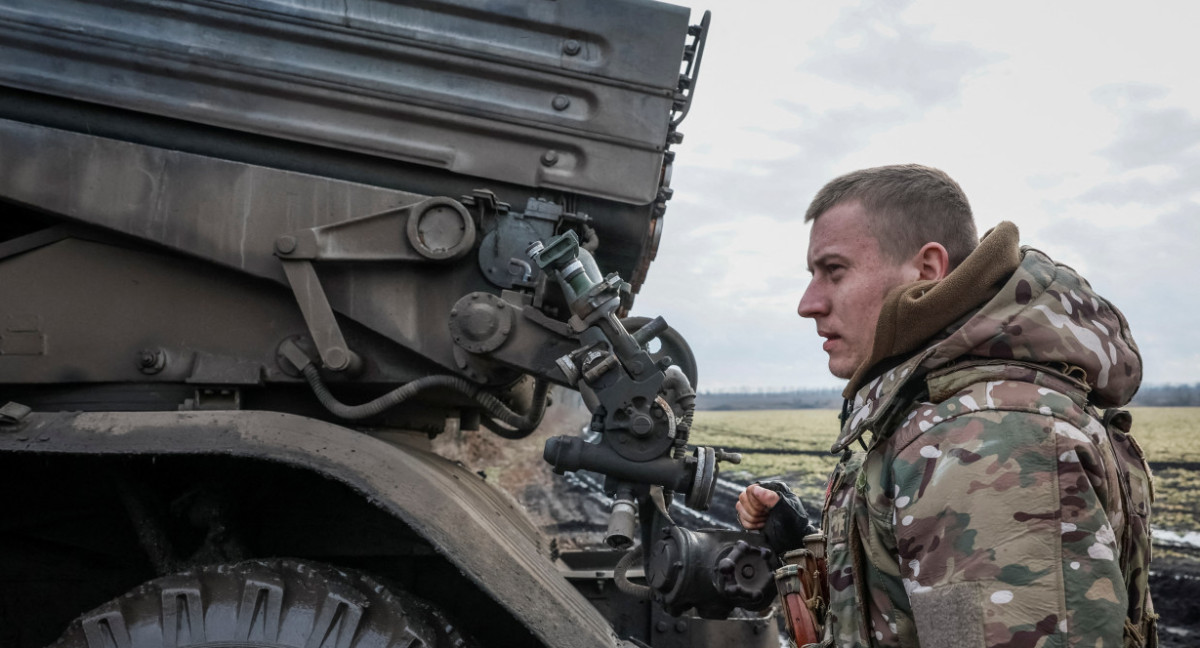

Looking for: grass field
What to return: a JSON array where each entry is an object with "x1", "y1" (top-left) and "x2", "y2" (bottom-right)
[{"x1": 694, "y1": 407, "x2": 1200, "y2": 535}]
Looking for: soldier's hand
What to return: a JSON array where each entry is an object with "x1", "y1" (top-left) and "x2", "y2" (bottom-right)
[
  {"x1": 736, "y1": 483, "x2": 780, "y2": 530},
  {"x1": 738, "y1": 481, "x2": 818, "y2": 556}
]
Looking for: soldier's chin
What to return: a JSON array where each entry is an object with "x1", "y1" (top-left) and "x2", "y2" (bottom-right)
[{"x1": 827, "y1": 356, "x2": 856, "y2": 380}]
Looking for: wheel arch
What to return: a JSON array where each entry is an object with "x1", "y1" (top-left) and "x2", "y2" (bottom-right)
[{"x1": 0, "y1": 410, "x2": 624, "y2": 648}]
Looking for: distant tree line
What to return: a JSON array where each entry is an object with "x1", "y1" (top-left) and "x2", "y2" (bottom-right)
[
  {"x1": 696, "y1": 388, "x2": 843, "y2": 411},
  {"x1": 1130, "y1": 383, "x2": 1200, "y2": 407},
  {"x1": 696, "y1": 383, "x2": 1200, "y2": 410}
]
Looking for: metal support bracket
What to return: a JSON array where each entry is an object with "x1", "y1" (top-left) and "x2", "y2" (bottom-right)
[
  {"x1": 281, "y1": 259, "x2": 359, "y2": 372},
  {"x1": 273, "y1": 197, "x2": 475, "y2": 263},
  {"x1": 272, "y1": 196, "x2": 475, "y2": 373}
]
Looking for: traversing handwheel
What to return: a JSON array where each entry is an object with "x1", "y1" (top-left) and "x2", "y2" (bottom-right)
[{"x1": 619, "y1": 316, "x2": 699, "y2": 390}]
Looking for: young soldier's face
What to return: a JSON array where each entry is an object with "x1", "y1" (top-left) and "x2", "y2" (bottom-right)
[{"x1": 797, "y1": 201, "x2": 916, "y2": 379}]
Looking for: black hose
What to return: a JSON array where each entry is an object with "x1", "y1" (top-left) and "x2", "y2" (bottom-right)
[
  {"x1": 301, "y1": 364, "x2": 549, "y2": 436},
  {"x1": 614, "y1": 544, "x2": 652, "y2": 599},
  {"x1": 480, "y1": 378, "x2": 551, "y2": 437},
  {"x1": 663, "y1": 365, "x2": 696, "y2": 459}
]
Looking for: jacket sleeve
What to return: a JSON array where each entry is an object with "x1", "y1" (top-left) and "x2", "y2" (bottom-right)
[{"x1": 889, "y1": 403, "x2": 1128, "y2": 648}]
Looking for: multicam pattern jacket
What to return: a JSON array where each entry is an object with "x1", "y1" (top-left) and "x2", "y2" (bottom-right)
[{"x1": 816, "y1": 246, "x2": 1154, "y2": 648}]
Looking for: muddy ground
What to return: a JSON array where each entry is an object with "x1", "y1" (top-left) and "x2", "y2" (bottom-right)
[{"x1": 435, "y1": 392, "x2": 1200, "y2": 646}]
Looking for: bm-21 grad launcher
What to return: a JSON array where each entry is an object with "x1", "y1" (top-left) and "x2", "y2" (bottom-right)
[{"x1": 0, "y1": 1, "x2": 778, "y2": 647}]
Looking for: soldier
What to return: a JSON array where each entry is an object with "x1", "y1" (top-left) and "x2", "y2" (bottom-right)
[{"x1": 737, "y1": 164, "x2": 1156, "y2": 647}]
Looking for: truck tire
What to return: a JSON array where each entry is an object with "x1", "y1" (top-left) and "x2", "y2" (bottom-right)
[{"x1": 49, "y1": 559, "x2": 474, "y2": 648}]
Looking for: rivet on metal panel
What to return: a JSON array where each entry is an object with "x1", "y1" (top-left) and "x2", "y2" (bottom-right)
[
  {"x1": 562, "y1": 39, "x2": 581, "y2": 55},
  {"x1": 541, "y1": 150, "x2": 560, "y2": 167},
  {"x1": 551, "y1": 95, "x2": 571, "y2": 111},
  {"x1": 275, "y1": 235, "x2": 297, "y2": 255},
  {"x1": 675, "y1": 620, "x2": 687, "y2": 633},
  {"x1": 137, "y1": 348, "x2": 166, "y2": 374}
]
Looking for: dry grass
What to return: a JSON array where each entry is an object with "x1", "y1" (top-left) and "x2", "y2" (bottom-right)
[
  {"x1": 696, "y1": 407, "x2": 1200, "y2": 461},
  {"x1": 691, "y1": 409, "x2": 838, "y2": 454},
  {"x1": 695, "y1": 407, "x2": 1200, "y2": 533},
  {"x1": 692, "y1": 409, "x2": 841, "y2": 503},
  {"x1": 1127, "y1": 407, "x2": 1200, "y2": 463}
]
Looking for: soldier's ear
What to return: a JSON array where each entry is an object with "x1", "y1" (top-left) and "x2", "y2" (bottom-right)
[{"x1": 913, "y1": 242, "x2": 950, "y2": 281}]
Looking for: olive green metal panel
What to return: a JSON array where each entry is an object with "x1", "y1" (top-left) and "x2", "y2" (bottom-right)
[{"x1": 0, "y1": 0, "x2": 690, "y2": 204}]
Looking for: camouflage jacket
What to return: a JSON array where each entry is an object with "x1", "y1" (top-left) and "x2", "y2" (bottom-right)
[{"x1": 816, "y1": 240, "x2": 1154, "y2": 648}]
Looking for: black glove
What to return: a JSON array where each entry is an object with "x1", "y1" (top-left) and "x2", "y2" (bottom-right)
[{"x1": 755, "y1": 481, "x2": 817, "y2": 556}]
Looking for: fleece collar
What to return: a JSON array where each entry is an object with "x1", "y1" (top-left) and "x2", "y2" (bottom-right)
[
  {"x1": 843, "y1": 222, "x2": 1022, "y2": 398},
  {"x1": 830, "y1": 220, "x2": 1143, "y2": 453}
]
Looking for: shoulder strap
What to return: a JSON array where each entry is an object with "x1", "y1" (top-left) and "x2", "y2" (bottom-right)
[{"x1": 1101, "y1": 408, "x2": 1158, "y2": 648}]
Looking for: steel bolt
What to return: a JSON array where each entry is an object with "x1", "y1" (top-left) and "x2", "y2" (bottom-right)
[
  {"x1": 563, "y1": 39, "x2": 581, "y2": 55},
  {"x1": 655, "y1": 621, "x2": 669, "y2": 633},
  {"x1": 275, "y1": 235, "x2": 297, "y2": 254},
  {"x1": 138, "y1": 348, "x2": 165, "y2": 374},
  {"x1": 541, "y1": 150, "x2": 560, "y2": 167},
  {"x1": 675, "y1": 620, "x2": 687, "y2": 633},
  {"x1": 742, "y1": 564, "x2": 755, "y2": 578},
  {"x1": 551, "y1": 94, "x2": 571, "y2": 111},
  {"x1": 324, "y1": 347, "x2": 349, "y2": 371}
]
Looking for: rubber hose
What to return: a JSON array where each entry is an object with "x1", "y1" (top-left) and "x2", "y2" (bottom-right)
[
  {"x1": 614, "y1": 544, "x2": 653, "y2": 599},
  {"x1": 478, "y1": 378, "x2": 550, "y2": 438},
  {"x1": 301, "y1": 365, "x2": 549, "y2": 434},
  {"x1": 663, "y1": 365, "x2": 696, "y2": 458},
  {"x1": 673, "y1": 405, "x2": 695, "y2": 461}
]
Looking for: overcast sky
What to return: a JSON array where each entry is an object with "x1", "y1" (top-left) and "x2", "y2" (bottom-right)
[{"x1": 635, "y1": 0, "x2": 1200, "y2": 392}]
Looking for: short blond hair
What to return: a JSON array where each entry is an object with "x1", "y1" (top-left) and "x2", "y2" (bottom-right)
[{"x1": 805, "y1": 164, "x2": 978, "y2": 269}]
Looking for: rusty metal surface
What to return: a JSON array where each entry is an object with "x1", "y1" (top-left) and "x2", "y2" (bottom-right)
[
  {"x1": 0, "y1": 0, "x2": 689, "y2": 204},
  {"x1": 0, "y1": 410, "x2": 625, "y2": 648}
]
